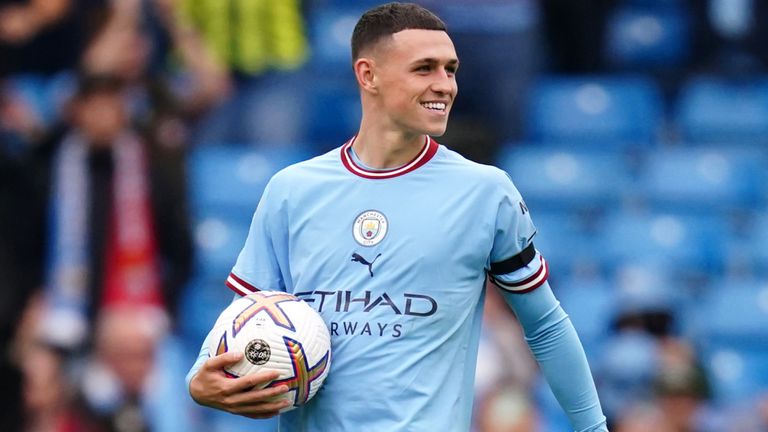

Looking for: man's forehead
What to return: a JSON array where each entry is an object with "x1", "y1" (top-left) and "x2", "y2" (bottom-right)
[{"x1": 373, "y1": 29, "x2": 456, "y2": 60}]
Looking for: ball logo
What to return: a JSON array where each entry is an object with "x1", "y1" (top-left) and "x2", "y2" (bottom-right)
[
  {"x1": 245, "y1": 339, "x2": 271, "y2": 365},
  {"x1": 353, "y1": 210, "x2": 388, "y2": 246}
]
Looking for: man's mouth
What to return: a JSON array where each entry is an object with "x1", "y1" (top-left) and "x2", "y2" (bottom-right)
[{"x1": 421, "y1": 102, "x2": 447, "y2": 112}]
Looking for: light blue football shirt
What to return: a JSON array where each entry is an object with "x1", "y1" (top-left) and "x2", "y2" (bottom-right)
[{"x1": 224, "y1": 136, "x2": 548, "y2": 431}]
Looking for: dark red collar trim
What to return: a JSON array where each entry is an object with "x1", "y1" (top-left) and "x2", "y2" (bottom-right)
[{"x1": 340, "y1": 135, "x2": 439, "y2": 179}]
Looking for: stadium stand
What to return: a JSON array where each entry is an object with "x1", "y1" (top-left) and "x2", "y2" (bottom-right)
[{"x1": 524, "y1": 75, "x2": 664, "y2": 146}]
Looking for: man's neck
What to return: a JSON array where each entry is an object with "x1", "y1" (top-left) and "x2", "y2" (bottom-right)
[{"x1": 352, "y1": 124, "x2": 427, "y2": 170}]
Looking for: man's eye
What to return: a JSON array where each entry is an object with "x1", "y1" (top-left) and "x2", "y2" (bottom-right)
[{"x1": 415, "y1": 65, "x2": 430, "y2": 72}]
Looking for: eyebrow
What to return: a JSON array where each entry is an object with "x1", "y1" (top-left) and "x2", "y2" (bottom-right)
[{"x1": 411, "y1": 57, "x2": 460, "y2": 67}]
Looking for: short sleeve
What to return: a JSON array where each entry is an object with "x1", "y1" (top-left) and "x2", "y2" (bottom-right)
[
  {"x1": 488, "y1": 173, "x2": 548, "y2": 294},
  {"x1": 225, "y1": 179, "x2": 288, "y2": 295}
]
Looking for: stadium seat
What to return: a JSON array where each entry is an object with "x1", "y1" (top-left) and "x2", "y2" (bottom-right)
[
  {"x1": 193, "y1": 214, "x2": 251, "y2": 280},
  {"x1": 306, "y1": 7, "x2": 368, "y2": 75},
  {"x1": 430, "y1": 1, "x2": 539, "y2": 140},
  {"x1": 303, "y1": 78, "x2": 362, "y2": 150},
  {"x1": 604, "y1": 3, "x2": 690, "y2": 69},
  {"x1": 637, "y1": 146, "x2": 768, "y2": 212},
  {"x1": 496, "y1": 145, "x2": 633, "y2": 211},
  {"x1": 531, "y1": 211, "x2": 606, "y2": 276},
  {"x1": 599, "y1": 210, "x2": 727, "y2": 274},
  {"x1": 689, "y1": 279, "x2": 768, "y2": 345},
  {"x1": 613, "y1": 261, "x2": 681, "y2": 317},
  {"x1": 524, "y1": 75, "x2": 663, "y2": 145},
  {"x1": 178, "y1": 277, "x2": 235, "y2": 346},
  {"x1": 745, "y1": 214, "x2": 768, "y2": 273},
  {"x1": 187, "y1": 144, "x2": 311, "y2": 216},
  {"x1": 554, "y1": 275, "x2": 617, "y2": 360},
  {"x1": 700, "y1": 345, "x2": 768, "y2": 404},
  {"x1": 675, "y1": 76, "x2": 768, "y2": 143},
  {"x1": 596, "y1": 332, "x2": 661, "y2": 418}
]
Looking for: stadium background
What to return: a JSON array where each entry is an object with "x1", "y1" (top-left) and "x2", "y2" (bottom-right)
[{"x1": 2, "y1": 0, "x2": 768, "y2": 431}]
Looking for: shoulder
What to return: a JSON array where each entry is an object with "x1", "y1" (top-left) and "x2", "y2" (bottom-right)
[{"x1": 434, "y1": 145, "x2": 521, "y2": 196}]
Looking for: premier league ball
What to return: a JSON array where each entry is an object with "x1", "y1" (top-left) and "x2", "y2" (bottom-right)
[{"x1": 207, "y1": 291, "x2": 331, "y2": 411}]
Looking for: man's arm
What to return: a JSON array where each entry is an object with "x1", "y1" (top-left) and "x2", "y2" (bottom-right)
[{"x1": 499, "y1": 281, "x2": 608, "y2": 432}]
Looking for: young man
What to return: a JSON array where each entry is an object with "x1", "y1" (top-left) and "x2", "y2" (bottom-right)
[{"x1": 187, "y1": 3, "x2": 608, "y2": 431}]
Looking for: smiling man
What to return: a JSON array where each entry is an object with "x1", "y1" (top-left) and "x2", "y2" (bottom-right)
[{"x1": 186, "y1": 3, "x2": 608, "y2": 431}]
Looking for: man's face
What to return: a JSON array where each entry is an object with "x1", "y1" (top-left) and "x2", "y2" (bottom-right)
[
  {"x1": 373, "y1": 29, "x2": 458, "y2": 137},
  {"x1": 73, "y1": 91, "x2": 127, "y2": 146}
]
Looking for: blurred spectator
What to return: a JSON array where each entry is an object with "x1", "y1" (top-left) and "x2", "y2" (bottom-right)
[
  {"x1": 474, "y1": 384, "x2": 540, "y2": 432},
  {"x1": 176, "y1": 0, "x2": 306, "y2": 76},
  {"x1": 654, "y1": 347, "x2": 711, "y2": 432},
  {"x1": 475, "y1": 285, "x2": 538, "y2": 394},
  {"x1": 80, "y1": 0, "x2": 231, "y2": 137},
  {"x1": 0, "y1": 0, "x2": 105, "y2": 76},
  {"x1": 34, "y1": 72, "x2": 191, "y2": 352},
  {"x1": 0, "y1": 119, "x2": 43, "y2": 431},
  {"x1": 14, "y1": 294, "x2": 90, "y2": 432},
  {"x1": 22, "y1": 342, "x2": 81, "y2": 431},
  {"x1": 473, "y1": 284, "x2": 539, "y2": 430},
  {"x1": 70, "y1": 305, "x2": 168, "y2": 432},
  {"x1": 177, "y1": 0, "x2": 308, "y2": 144},
  {"x1": 614, "y1": 402, "x2": 676, "y2": 432}
]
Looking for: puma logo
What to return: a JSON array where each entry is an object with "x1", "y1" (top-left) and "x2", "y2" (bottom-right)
[{"x1": 351, "y1": 253, "x2": 381, "y2": 277}]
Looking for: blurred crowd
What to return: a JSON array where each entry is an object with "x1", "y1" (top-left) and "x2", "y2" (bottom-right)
[{"x1": 1, "y1": 0, "x2": 768, "y2": 431}]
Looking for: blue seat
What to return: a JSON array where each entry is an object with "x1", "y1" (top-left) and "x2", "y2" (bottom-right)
[
  {"x1": 690, "y1": 279, "x2": 768, "y2": 345},
  {"x1": 178, "y1": 277, "x2": 237, "y2": 347},
  {"x1": 604, "y1": 4, "x2": 691, "y2": 69},
  {"x1": 554, "y1": 275, "x2": 617, "y2": 360},
  {"x1": 193, "y1": 214, "x2": 251, "y2": 280},
  {"x1": 525, "y1": 75, "x2": 663, "y2": 145},
  {"x1": 188, "y1": 144, "x2": 311, "y2": 216},
  {"x1": 638, "y1": 147, "x2": 767, "y2": 211},
  {"x1": 746, "y1": 215, "x2": 768, "y2": 273},
  {"x1": 595, "y1": 332, "x2": 661, "y2": 419},
  {"x1": 701, "y1": 345, "x2": 768, "y2": 404},
  {"x1": 532, "y1": 211, "x2": 606, "y2": 275},
  {"x1": 675, "y1": 76, "x2": 768, "y2": 142},
  {"x1": 306, "y1": 7, "x2": 367, "y2": 75},
  {"x1": 497, "y1": 145, "x2": 632, "y2": 211},
  {"x1": 600, "y1": 211, "x2": 727, "y2": 274},
  {"x1": 434, "y1": 2, "x2": 537, "y2": 34},
  {"x1": 304, "y1": 78, "x2": 361, "y2": 150}
]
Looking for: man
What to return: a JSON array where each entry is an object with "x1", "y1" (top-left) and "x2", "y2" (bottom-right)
[
  {"x1": 37, "y1": 73, "x2": 191, "y2": 350},
  {"x1": 187, "y1": 3, "x2": 608, "y2": 431}
]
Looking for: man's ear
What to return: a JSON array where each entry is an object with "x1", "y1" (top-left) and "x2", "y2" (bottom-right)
[{"x1": 354, "y1": 57, "x2": 378, "y2": 94}]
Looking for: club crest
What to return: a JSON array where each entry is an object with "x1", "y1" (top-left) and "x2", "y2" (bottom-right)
[{"x1": 353, "y1": 210, "x2": 388, "y2": 246}]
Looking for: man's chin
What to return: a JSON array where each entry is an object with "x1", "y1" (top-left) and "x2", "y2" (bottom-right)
[{"x1": 424, "y1": 122, "x2": 449, "y2": 137}]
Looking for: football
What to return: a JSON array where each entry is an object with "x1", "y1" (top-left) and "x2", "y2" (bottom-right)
[{"x1": 207, "y1": 291, "x2": 331, "y2": 411}]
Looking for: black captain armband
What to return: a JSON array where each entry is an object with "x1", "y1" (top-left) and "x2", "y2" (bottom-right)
[
  {"x1": 488, "y1": 242, "x2": 549, "y2": 293},
  {"x1": 489, "y1": 242, "x2": 536, "y2": 276}
]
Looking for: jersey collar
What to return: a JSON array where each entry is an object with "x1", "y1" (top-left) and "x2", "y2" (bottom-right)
[{"x1": 340, "y1": 135, "x2": 439, "y2": 179}]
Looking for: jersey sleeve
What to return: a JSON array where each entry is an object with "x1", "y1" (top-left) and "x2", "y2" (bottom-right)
[
  {"x1": 487, "y1": 172, "x2": 548, "y2": 294},
  {"x1": 225, "y1": 178, "x2": 288, "y2": 295}
]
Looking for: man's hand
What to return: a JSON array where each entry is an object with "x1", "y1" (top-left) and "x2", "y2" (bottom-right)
[{"x1": 189, "y1": 351, "x2": 291, "y2": 419}]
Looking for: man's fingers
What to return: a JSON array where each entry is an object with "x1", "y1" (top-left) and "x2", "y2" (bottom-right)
[
  {"x1": 226, "y1": 382, "x2": 290, "y2": 407},
  {"x1": 204, "y1": 351, "x2": 243, "y2": 371},
  {"x1": 233, "y1": 399, "x2": 293, "y2": 418},
  {"x1": 227, "y1": 369, "x2": 283, "y2": 393}
]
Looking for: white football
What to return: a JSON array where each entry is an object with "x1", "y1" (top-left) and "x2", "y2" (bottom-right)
[{"x1": 207, "y1": 291, "x2": 331, "y2": 411}]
